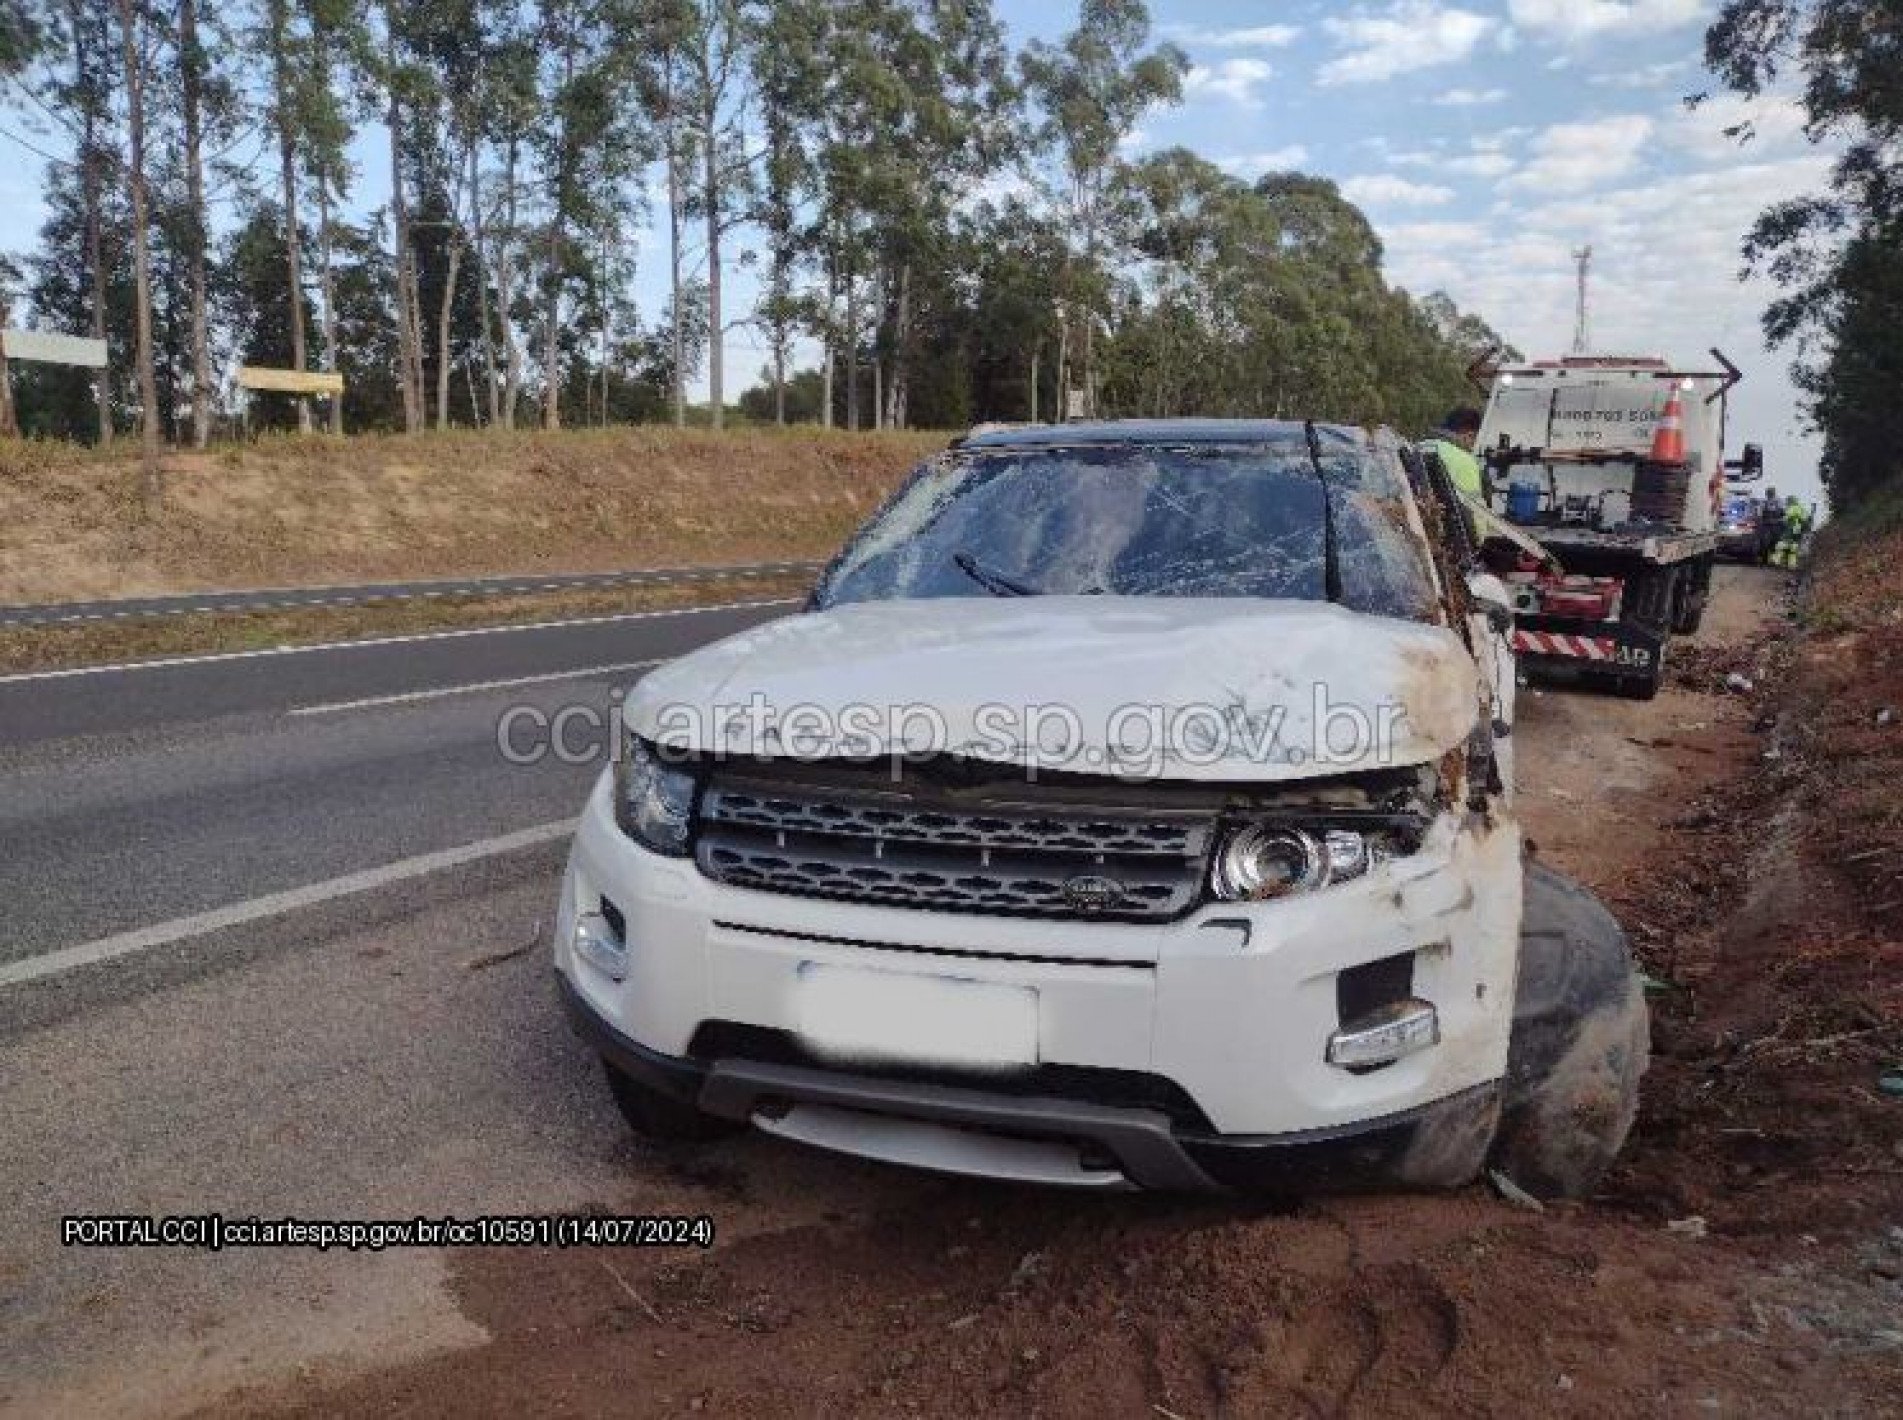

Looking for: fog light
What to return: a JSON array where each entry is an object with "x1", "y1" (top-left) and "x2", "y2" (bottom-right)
[
  {"x1": 1325, "y1": 998, "x2": 1439, "y2": 1068},
  {"x1": 573, "y1": 911, "x2": 627, "y2": 982}
]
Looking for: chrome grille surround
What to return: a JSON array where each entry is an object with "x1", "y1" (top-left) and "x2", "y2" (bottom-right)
[{"x1": 693, "y1": 775, "x2": 1216, "y2": 921}]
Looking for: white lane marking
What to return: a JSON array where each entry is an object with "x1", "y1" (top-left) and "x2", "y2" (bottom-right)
[
  {"x1": 0, "y1": 597, "x2": 797, "y2": 685},
  {"x1": 289, "y1": 658, "x2": 663, "y2": 716},
  {"x1": 0, "y1": 819, "x2": 578, "y2": 991}
]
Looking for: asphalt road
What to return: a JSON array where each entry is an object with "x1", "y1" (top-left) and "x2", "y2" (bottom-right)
[
  {"x1": 0, "y1": 559, "x2": 823, "y2": 626},
  {"x1": 0, "y1": 595, "x2": 794, "y2": 969}
]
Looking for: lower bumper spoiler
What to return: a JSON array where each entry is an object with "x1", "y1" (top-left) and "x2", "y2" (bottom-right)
[{"x1": 559, "y1": 971, "x2": 1499, "y2": 1194}]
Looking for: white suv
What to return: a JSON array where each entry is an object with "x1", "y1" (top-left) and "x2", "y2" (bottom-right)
[{"x1": 553, "y1": 420, "x2": 1646, "y2": 1196}]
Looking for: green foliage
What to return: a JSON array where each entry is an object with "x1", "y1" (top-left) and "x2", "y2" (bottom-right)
[
  {"x1": 1706, "y1": 1, "x2": 1903, "y2": 511},
  {"x1": 5, "y1": 0, "x2": 1519, "y2": 445}
]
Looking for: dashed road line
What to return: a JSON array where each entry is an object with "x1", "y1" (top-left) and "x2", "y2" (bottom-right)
[
  {"x1": 0, "y1": 819, "x2": 577, "y2": 991},
  {"x1": 0, "y1": 597, "x2": 796, "y2": 684},
  {"x1": 288, "y1": 658, "x2": 663, "y2": 716}
]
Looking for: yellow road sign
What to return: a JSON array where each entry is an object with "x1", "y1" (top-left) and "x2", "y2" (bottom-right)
[{"x1": 237, "y1": 366, "x2": 344, "y2": 395}]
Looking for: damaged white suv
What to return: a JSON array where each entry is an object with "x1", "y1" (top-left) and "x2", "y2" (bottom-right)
[{"x1": 554, "y1": 420, "x2": 1647, "y2": 1197}]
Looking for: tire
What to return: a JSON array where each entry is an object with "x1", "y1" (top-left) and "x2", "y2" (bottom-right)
[
  {"x1": 1612, "y1": 667, "x2": 1662, "y2": 700},
  {"x1": 602, "y1": 1057, "x2": 741, "y2": 1143},
  {"x1": 1488, "y1": 861, "x2": 1649, "y2": 1199},
  {"x1": 1670, "y1": 557, "x2": 1710, "y2": 636}
]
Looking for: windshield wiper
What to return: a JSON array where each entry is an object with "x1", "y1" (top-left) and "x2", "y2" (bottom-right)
[{"x1": 952, "y1": 550, "x2": 1043, "y2": 597}]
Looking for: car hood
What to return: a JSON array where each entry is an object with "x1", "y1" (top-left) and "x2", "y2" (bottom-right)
[{"x1": 624, "y1": 597, "x2": 1479, "y2": 782}]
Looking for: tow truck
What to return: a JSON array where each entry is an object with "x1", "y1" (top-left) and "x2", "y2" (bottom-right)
[{"x1": 1473, "y1": 352, "x2": 1761, "y2": 699}]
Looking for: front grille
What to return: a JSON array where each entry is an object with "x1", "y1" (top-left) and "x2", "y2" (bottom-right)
[{"x1": 693, "y1": 773, "x2": 1215, "y2": 921}]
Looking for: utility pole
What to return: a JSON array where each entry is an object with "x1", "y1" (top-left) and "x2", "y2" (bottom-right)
[{"x1": 1571, "y1": 244, "x2": 1592, "y2": 355}]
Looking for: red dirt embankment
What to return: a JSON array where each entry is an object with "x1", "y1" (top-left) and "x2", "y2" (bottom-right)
[{"x1": 0, "y1": 426, "x2": 943, "y2": 603}]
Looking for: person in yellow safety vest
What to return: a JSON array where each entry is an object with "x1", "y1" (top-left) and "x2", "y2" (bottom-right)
[
  {"x1": 1769, "y1": 495, "x2": 1812, "y2": 568},
  {"x1": 1421, "y1": 408, "x2": 1557, "y2": 568},
  {"x1": 1425, "y1": 407, "x2": 1486, "y2": 501}
]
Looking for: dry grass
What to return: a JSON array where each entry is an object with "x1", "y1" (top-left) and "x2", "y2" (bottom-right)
[
  {"x1": 0, "y1": 425, "x2": 944, "y2": 604},
  {"x1": 0, "y1": 572, "x2": 814, "y2": 675}
]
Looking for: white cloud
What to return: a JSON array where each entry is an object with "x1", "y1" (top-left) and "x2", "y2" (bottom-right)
[
  {"x1": 1434, "y1": 86, "x2": 1509, "y2": 107},
  {"x1": 1318, "y1": 3, "x2": 1494, "y2": 86},
  {"x1": 1508, "y1": 0, "x2": 1707, "y2": 45},
  {"x1": 1184, "y1": 57, "x2": 1276, "y2": 106},
  {"x1": 1668, "y1": 93, "x2": 1810, "y2": 160},
  {"x1": 1372, "y1": 145, "x2": 1836, "y2": 503},
  {"x1": 1446, "y1": 150, "x2": 1518, "y2": 178},
  {"x1": 1502, "y1": 114, "x2": 1655, "y2": 190},
  {"x1": 1342, "y1": 174, "x2": 1457, "y2": 207},
  {"x1": 1603, "y1": 58, "x2": 1696, "y2": 89},
  {"x1": 1167, "y1": 24, "x2": 1301, "y2": 48},
  {"x1": 1217, "y1": 146, "x2": 1311, "y2": 178}
]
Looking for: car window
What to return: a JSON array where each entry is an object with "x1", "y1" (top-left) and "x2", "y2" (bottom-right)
[{"x1": 814, "y1": 434, "x2": 1443, "y2": 623}]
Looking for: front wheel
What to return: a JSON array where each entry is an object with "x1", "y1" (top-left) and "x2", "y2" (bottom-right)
[
  {"x1": 602, "y1": 1057, "x2": 742, "y2": 1143},
  {"x1": 1488, "y1": 862, "x2": 1650, "y2": 1199}
]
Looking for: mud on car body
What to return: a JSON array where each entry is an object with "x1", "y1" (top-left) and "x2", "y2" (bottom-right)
[{"x1": 553, "y1": 420, "x2": 1647, "y2": 1197}]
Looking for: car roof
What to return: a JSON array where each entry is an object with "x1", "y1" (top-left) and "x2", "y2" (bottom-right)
[{"x1": 957, "y1": 418, "x2": 1379, "y2": 449}]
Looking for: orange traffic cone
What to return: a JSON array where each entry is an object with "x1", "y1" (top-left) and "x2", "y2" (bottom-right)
[{"x1": 1649, "y1": 386, "x2": 1686, "y2": 464}]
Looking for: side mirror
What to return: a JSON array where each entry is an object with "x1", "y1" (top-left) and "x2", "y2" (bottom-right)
[
  {"x1": 1725, "y1": 443, "x2": 1766, "y2": 482},
  {"x1": 1466, "y1": 573, "x2": 1515, "y2": 635}
]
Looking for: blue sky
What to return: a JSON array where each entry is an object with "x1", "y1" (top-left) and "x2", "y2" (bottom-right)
[{"x1": 0, "y1": 1, "x2": 1830, "y2": 502}]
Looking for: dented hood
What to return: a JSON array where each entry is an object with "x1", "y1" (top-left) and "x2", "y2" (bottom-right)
[{"x1": 624, "y1": 597, "x2": 1479, "y2": 782}]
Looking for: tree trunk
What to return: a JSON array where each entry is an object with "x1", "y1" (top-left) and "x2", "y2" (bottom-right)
[
  {"x1": 114, "y1": 0, "x2": 160, "y2": 489},
  {"x1": 385, "y1": 6, "x2": 421, "y2": 433},
  {"x1": 542, "y1": 210, "x2": 561, "y2": 429},
  {"x1": 821, "y1": 340, "x2": 833, "y2": 430},
  {"x1": 471, "y1": 142, "x2": 497, "y2": 427},
  {"x1": 496, "y1": 139, "x2": 521, "y2": 430},
  {"x1": 269, "y1": 0, "x2": 310, "y2": 434},
  {"x1": 1029, "y1": 344, "x2": 1039, "y2": 423},
  {"x1": 317, "y1": 174, "x2": 342, "y2": 434},
  {"x1": 665, "y1": 102, "x2": 685, "y2": 427},
  {"x1": 0, "y1": 293, "x2": 16, "y2": 437},
  {"x1": 702, "y1": 92, "x2": 723, "y2": 429},
  {"x1": 179, "y1": 0, "x2": 212, "y2": 448},
  {"x1": 844, "y1": 260, "x2": 858, "y2": 432},
  {"x1": 886, "y1": 261, "x2": 910, "y2": 430},
  {"x1": 436, "y1": 237, "x2": 461, "y2": 431},
  {"x1": 73, "y1": 0, "x2": 112, "y2": 445}
]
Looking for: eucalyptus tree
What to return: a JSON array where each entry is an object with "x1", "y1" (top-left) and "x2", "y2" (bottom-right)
[
  {"x1": 110, "y1": 0, "x2": 160, "y2": 466},
  {"x1": 532, "y1": 0, "x2": 648, "y2": 429},
  {"x1": 1020, "y1": 0, "x2": 1185, "y2": 417},
  {"x1": 1704, "y1": 0, "x2": 1903, "y2": 506}
]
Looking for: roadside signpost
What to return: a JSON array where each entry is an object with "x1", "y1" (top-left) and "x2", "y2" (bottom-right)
[
  {"x1": 0, "y1": 328, "x2": 111, "y2": 437},
  {"x1": 235, "y1": 366, "x2": 344, "y2": 395},
  {"x1": 1, "y1": 329, "x2": 109, "y2": 368},
  {"x1": 235, "y1": 366, "x2": 345, "y2": 435}
]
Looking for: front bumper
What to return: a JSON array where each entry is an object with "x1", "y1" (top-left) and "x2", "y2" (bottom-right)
[
  {"x1": 557, "y1": 771, "x2": 1519, "y2": 1190},
  {"x1": 560, "y1": 969, "x2": 1501, "y2": 1192}
]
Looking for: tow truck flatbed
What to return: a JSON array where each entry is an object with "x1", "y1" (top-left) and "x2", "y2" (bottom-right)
[{"x1": 1499, "y1": 523, "x2": 1718, "y2": 567}]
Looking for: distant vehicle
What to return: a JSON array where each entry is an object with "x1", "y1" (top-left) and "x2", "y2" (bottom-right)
[
  {"x1": 552, "y1": 419, "x2": 1648, "y2": 1199},
  {"x1": 1717, "y1": 491, "x2": 1766, "y2": 562},
  {"x1": 1472, "y1": 353, "x2": 1755, "y2": 699}
]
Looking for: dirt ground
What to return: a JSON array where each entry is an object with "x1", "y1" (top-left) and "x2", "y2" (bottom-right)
[
  {"x1": 192, "y1": 563, "x2": 1902, "y2": 1419},
  {"x1": 0, "y1": 427, "x2": 940, "y2": 604}
]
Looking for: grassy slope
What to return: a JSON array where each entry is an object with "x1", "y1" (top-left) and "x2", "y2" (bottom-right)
[{"x1": 0, "y1": 426, "x2": 945, "y2": 604}]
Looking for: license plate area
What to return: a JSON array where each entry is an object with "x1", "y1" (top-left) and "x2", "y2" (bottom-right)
[{"x1": 792, "y1": 963, "x2": 1038, "y2": 1070}]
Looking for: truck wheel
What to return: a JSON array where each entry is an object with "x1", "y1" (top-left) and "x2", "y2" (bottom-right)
[
  {"x1": 602, "y1": 1057, "x2": 741, "y2": 1143},
  {"x1": 1488, "y1": 861, "x2": 1649, "y2": 1200},
  {"x1": 1612, "y1": 665, "x2": 1663, "y2": 700},
  {"x1": 1670, "y1": 557, "x2": 1710, "y2": 635}
]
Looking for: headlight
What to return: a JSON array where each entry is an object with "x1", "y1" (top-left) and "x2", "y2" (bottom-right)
[
  {"x1": 614, "y1": 731, "x2": 697, "y2": 856},
  {"x1": 1209, "y1": 823, "x2": 1388, "y2": 901}
]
